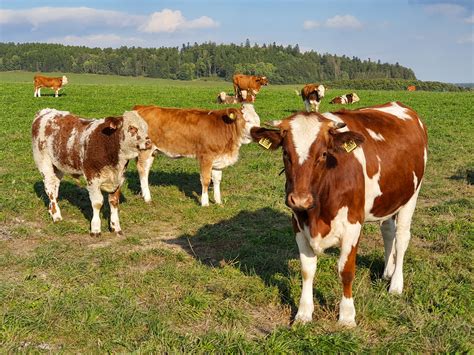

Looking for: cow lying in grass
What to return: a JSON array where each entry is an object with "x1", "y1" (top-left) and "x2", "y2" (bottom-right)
[{"x1": 32, "y1": 108, "x2": 152, "y2": 236}]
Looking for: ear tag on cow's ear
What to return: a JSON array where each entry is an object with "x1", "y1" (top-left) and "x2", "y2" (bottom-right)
[
  {"x1": 228, "y1": 112, "x2": 236, "y2": 120},
  {"x1": 342, "y1": 140, "x2": 357, "y2": 153},
  {"x1": 259, "y1": 137, "x2": 272, "y2": 149}
]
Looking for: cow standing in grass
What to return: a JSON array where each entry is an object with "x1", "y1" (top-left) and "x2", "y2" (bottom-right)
[
  {"x1": 300, "y1": 83, "x2": 326, "y2": 112},
  {"x1": 251, "y1": 101, "x2": 428, "y2": 326},
  {"x1": 133, "y1": 103, "x2": 260, "y2": 206},
  {"x1": 34, "y1": 75, "x2": 68, "y2": 97},
  {"x1": 32, "y1": 108, "x2": 152, "y2": 236}
]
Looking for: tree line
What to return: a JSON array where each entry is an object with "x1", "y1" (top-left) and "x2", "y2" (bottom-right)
[{"x1": 0, "y1": 41, "x2": 417, "y2": 84}]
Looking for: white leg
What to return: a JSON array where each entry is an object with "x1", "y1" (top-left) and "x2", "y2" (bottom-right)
[
  {"x1": 339, "y1": 297, "x2": 356, "y2": 327},
  {"x1": 389, "y1": 187, "x2": 421, "y2": 294},
  {"x1": 55, "y1": 89, "x2": 59, "y2": 97},
  {"x1": 87, "y1": 183, "x2": 103, "y2": 237},
  {"x1": 199, "y1": 161, "x2": 212, "y2": 207},
  {"x1": 137, "y1": 150, "x2": 155, "y2": 203},
  {"x1": 34, "y1": 88, "x2": 38, "y2": 97},
  {"x1": 43, "y1": 167, "x2": 63, "y2": 222},
  {"x1": 108, "y1": 188, "x2": 122, "y2": 236},
  {"x1": 294, "y1": 231, "x2": 317, "y2": 323},
  {"x1": 381, "y1": 217, "x2": 396, "y2": 279},
  {"x1": 211, "y1": 169, "x2": 223, "y2": 204},
  {"x1": 38, "y1": 88, "x2": 41, "y2": 97}
]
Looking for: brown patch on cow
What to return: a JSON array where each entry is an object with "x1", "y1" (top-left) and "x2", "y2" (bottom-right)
[
  {"x1": 341, "y1": 246, "x2": 358, "y2": 298},
  {"x1": 330, "y1": 97, "x2": 343, "y2": 104},
  {"x1": 50, "y1": 202, "x2": 57, "y2": 215},
  {"x1": 301, "y1": 83, "x2": 322, "y2": 102},
  {"x1": 232, "y1": 74, "x2": 268, "y2": 100}
]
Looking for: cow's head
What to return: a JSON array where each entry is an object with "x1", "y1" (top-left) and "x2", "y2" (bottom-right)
[
  {"x1": 118, "y1": 111, "x2": 152, "y2": 158},
  {"x1": 217, "y1": 92, "x2": 227, "y2": 103},
  {"x1": 240, "y1": 103, "x2": 261, "y2": 144},
  {"x1": 251, "y1": 113, "x2": 364, "y2": 211},
  {"x1": 351, "y1": 92, "x2": 360, "y2": 103},
  {"x1": 62, "y1": 76, "x2": 68, "y2": 85},
  {"x1": 304, "y1": 84, "x2": 325, "y2": 111},
  {"x1": 258, "y1": 76, "x2": 269, "y2": 86}
]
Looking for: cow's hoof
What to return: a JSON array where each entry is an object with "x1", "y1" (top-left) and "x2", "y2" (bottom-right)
[
  {"x1": 90, "y1": 232, "x2": 101, "y2": 238},
  {"x1": 338, "y1": 319, "x2": 357, "y2": 328},
  {"x1": 52, "y1": 216, "x2": 63, "y2": 223},
  {"x1": 294, "y1": 313, "x2": 312, "y2": 324},
  {"x1": 116, "y1": 230, "x2": 124, "y2": 237}
]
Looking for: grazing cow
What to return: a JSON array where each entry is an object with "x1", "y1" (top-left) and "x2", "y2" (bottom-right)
[
  {"x1": 32, "y1": 108, "x2": 152, "y2": 236},
  {"x1": 300, "y1": 84, "x2": 326, "y2": 112},
  {"x1": 133, "y1": 103, "x2": 260, "y2": 206},
  {"x1": 232, "y1": 74, "x2": 268, "y2": 101},
  {"x1": 407, "y1": 85, "x2": 416, "y2": 92},
  {"x1": 216, "y1": 90, "x2": 255, "y2": 104},
  {"x1": 330, "y1": 93, "x2": 360, "y2": 105},
  {"x1": 34, "y1": 75, "x2": 68, "y2": 97},
  {"x1": 251, "y1": 101, "x2": 428, "y2": 327}
]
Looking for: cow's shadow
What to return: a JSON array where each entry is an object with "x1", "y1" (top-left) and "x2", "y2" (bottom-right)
[
  {"x1": 35, "y1": 93, "x2": 67, "y2": 97},
  {"x1": 126, "y1": 170, "x2": 201, "y2": 205},
  {"x1": 34, "y1": 180, "x2": 126, "y2": 223}
]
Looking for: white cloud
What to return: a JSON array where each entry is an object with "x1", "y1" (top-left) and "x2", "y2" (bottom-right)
[
  {"x1": 46, "y1": 34, "x2": 146, "y2": 48},
  {"x1": 465, "y1": 15, "x2": 474, "y2": 23},
  {"x1": 0, "y1": 7, "x2": 143, "y2": 30},
  {"x1": 139, "y1": 9, "x2": 218, "y2": 33},
  {"x1": 457, "y1": 33, "x2": 474, "y2": 44},
  {"x1": 304, "y1": 15, "x2": 363, "y2": 30},
  {"x1": 424, "y1": 3, "x2": 466, "y2": 17}
]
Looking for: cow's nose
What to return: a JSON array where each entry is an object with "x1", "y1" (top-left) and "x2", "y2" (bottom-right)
[
  {"x1": 145, "y1": 138, "x2": 152, "y2": 149},
  {"x1": 287, "y1": 192, "x2": 314, "y2": 210}
]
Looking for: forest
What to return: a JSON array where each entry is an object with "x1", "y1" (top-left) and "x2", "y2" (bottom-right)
[{"x1": 0, "y1": 41, "x2": 416, "y2": 84}]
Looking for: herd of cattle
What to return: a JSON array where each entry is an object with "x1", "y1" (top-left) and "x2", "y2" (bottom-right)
[{"x1": 31, "y1": 73, "x2": 428, "y2": 327}]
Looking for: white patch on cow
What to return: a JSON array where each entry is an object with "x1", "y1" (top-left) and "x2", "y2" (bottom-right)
[
  {"x1": 413, "y1": 171, "x2": 418, "y2": 191},
  {"x1": 338, "y1": 296, "x2": 356, "y2": 327},
  {"x1": 353, "y1": 149, "x2": 382, "y2": 221},
  {"x1": 338, "y1": 220, "x2": 362, "y2": 274},
  {"x1": 290, "y1": 114, "x2": 322, "y2": 165},
  {"x1": 66, "y1": 127, "x2": 78, "y2": 154},
  {"x1": 418, "y1": 118, "x2": 424, "y2": 130},
  {"x1": 366, "y1": 128, "x2": 385, "y2": 141},
  {"x1": 62, "y1": 76, "x2": 68, "y2": 85},
  {"x1": 218, "y1": 92, "x2": 226, "y2": 101},
  {"x1": 321, "y1": 113, "x2": 349, "y2": 132},
  {"x1": 423, "y1": 148, "x2": 428, "y2": 168},
  {"x1": 368, "y1": 102, "x2": 412, "y2": 120},
  {"x1": 241, "y1": 90, "x2": 248, "y2": 100},
  {"x1": 351, "y1": 93, "x2": 360, "y2": 103},
  {"x1": 211, "y1": 169, "x2": 223, "y2": 204},
  {"x1": 241, "y1": 103, "x2": 261, "y2": 144},
  {"x1": 212, "y1": 152, "x2": 239, "y2": 170},
  {"x1": 341, "y1": 95, "x2": 348, "y2": 104},
  {"x1": 317, "y1": 84, "x2": 325, "y2": 98}
]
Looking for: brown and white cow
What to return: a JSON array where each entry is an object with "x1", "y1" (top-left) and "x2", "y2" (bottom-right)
[
  {"x1": 330, "y1": 92, "x2": 360, "y2": 105},
  {"x1": 133, "y1": 103, "x2": 260, "y2": 206},
  {"x1": 251, "y1": 101, "x2": 428, "y2": 327},
  {"x1": 34, "y1": 75, "x2": 68, "y2": 98},
  {"x1": 232, "y1": 74, "x2": 268, "y2": 101},
  {"x1": 407, "y1": 85, "x2": 416, "y2": 92},
  {"x1": 216, "y1": 90, "x2": 255, "y2": 104},
  {"x1": 300, "y1": 84, "x2": 326, "y2": 112},
  {"x1": 32, "y1": 108, "x2": 152, "y2": 236}
]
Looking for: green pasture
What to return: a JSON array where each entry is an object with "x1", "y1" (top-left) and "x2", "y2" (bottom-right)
[{"x1": 0, "y1": 72, "x2": 472, "y2": 352}]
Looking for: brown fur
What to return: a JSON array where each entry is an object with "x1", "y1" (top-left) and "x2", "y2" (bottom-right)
[
  {"x1": 34, "y1": 75, "x2": 65, "y2": 91},
  {"x1": 232, "y1": 74, "x2": 268, "y2": 100}
]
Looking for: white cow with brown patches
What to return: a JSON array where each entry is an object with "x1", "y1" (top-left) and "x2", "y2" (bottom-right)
[
  {"x1": 252, "y1": 101, "x2": 428, "y2": 327},
  {"x1": 32, "y1": 108, "x2": 152, "y2": 236}
]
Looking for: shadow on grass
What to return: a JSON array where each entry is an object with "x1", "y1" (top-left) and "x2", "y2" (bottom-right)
[
  {"x1": 34, "y1": 180, "x2": 126, "y2": 224},
  {"x1": 449, "y1": 168, "x2": 474, "y2": 185},
  {"x1": 126, "y1": 170, "x2": 201, "y2": 205}
]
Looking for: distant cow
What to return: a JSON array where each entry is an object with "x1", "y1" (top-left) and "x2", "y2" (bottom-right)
[
  {"x1": 330, "y1": 93, "x2": 360, "y2": 105},
  {"x1": 232, "y1": 74, "x2": 268, "y2": 101},
  {"x1": 133, "y1": 103, "x2": 260, "y2": 206},
  {"x1": 300, "y1": 84, "x2": 326, "y2": 112},
  {"x1": 216, "y1": 90, "x2": 255, "y2": 104},
  {"x1": 32, "y1": 108, "x2": 152, "y2": 236},
  {"x1": 34, "y1": 75, "x2": 68, "y2": 97},
  {"x1": 251, "y1": 101, "x2": 428, "y2": 327},
  {"x1": 407, "y1": 85, "x2": 416, "y2": 91}
]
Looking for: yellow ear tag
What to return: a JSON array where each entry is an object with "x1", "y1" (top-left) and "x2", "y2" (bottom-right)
[
  {"x1": 342, "y1": 140, "x2": 357, "y2": 153},
  {"x1": 228, "y1": 112, "x2": 236, "y2": 120},
  {"x1": 259, "y1": 137, "x2": 272, "y2": 149}
]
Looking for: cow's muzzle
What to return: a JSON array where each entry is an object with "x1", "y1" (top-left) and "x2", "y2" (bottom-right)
[
  {"x1": 139, "y1": 137, "x2": 153, "y2": 150},
  {"x1": 286, "y1": 192, "x2": 315, "y2": 211}
]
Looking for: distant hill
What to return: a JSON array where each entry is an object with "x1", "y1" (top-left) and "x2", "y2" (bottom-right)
[
  {"x1": 0, "y1": 41, "x2": 416, "y2": 84},
  {"x1": 455, "y1": 83, "x2": 474, "y2": 89}
]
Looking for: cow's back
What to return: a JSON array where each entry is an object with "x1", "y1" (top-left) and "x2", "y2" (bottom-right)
[{"x1": 323, "y1": 102, "x2": 427, "y2": 220}]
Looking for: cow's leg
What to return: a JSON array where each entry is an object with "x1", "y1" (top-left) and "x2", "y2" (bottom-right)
[
  {"x1": 199, "y1": 159, "x2": 212, "y2": 206},
  {"x1": 42, "y1": 165, "x2": 63, "y2": 222},
  {"x1": 87, "y1": 182, "x2": 103, "y2": 237},
  {"x1": 211, "y1": 169, "x2": 223, "y2": 204},
  {"x1": 37, "y1": 88, "x2": 41, "y2": 97},
  {"x1": 136, "y1": 148, "x2": 155, "y2": 202},
  {"x1": 337, "y1": 224, "x2": 361, "y2": 327},
  {"x1": 54, "y1": 88, "x2": 59, "y2": 97},
  {"x1": 389, "y1": 186, "x2": 421, "y2": 294},
  {"x1": 34, "y1": 87, "x2": 38, "y2": 97},
  {"x1": 108, "y1": 187, "x2": 123, "y2": 236},
  {"x1": 294, "y1": 230, "x2": 317, "y2": 323},
  {"x1": 381, "y1": 217, "x2": 396, "y2": 280}
]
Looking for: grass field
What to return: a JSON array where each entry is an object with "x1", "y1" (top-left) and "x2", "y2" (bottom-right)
[{"x1": 0, "y1": 71, "x2": 473, "y2": 352}]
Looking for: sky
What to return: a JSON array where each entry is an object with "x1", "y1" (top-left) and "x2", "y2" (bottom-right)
[{"x1": 0, "y1": 0, "x2": 473, "y2": 83}]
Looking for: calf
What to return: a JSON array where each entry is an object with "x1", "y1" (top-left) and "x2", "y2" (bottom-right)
[
  {"x1": 133, "y1": 103, "x2": 260, "y2": 206},
  {"x1": 34, "y1": 75, "x2": 68, "y2": 97},
  {"x1": 32, "y1": 108, "x2": 152, "y2": 236},
  {"x1": 232, "y1": 74, "x2": 268, "y2": 101},
  {"x1": 251, "y1": 101, "x2": 428, "y2": 326},
  {"x1": 407, "y1": 85, "x2": 416, "y2": 92},
  {"x1": 216, "y1": 90, "x2": 255, "y2": 104},
  {"x1": 330, "y1": 92, "x2": 360, "y2": 105},
  {"x1": 300, "y1": 84, "x2": 326, "y2": 112}
]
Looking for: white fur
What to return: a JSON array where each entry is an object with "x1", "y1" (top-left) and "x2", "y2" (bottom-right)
[
  {"x1": 211, "y1": 169, "x2": 223, "y2": 204},
  {"x1": 289, "y1": 114, "x2": 322, "y2": 165},
  {"x1": 321, "y1": 113, "x2": 349, "y2": 132},
  {"x1": 338, "y1": 296, "x2": 356, "y2": 327},
  {"x1": 369, "y1": 102, "x2": 412, "y2": 120},
  {"x1": 241, "y1": 103, "x2": 261, "y2": 144},
  {"x1": 366, "y1": 128, "x2": 385, "y2": 141}
]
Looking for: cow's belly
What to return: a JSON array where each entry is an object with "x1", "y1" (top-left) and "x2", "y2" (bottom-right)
[
  {"x1": 156, "y1": 146, "x2": 196, "y2": 159},
  {"x1": 212, "y1": 152, "x2": 239, "y2": 169},
  {"x1": 97, "y1": 166, "x2": 123, "y2": 193}
]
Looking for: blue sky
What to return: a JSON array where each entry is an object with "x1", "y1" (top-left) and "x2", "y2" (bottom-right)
[{"x1": 1, "y1": 0, "x2": 473, "y2": 83}]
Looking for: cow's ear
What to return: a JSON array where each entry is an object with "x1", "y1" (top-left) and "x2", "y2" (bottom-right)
[
  {"x1": 251, "y1": 127, "x2": 283, "y2": 150},
  {"x1": 105, "y1": 117, "x2": 123, "y2": 131},
  {"x1": 224, "y1": 108, "x2": 241, "y2": 122},
  {"x1": 329, "y1": 129, "x2": 365, "y2": 153}
]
